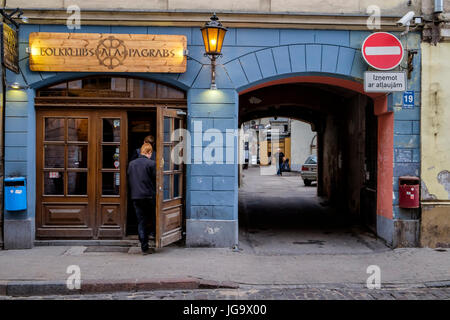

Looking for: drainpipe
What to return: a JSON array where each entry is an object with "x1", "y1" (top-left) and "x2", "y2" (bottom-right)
[
  {"x1": 434, "y1": 0, "x2": 444, "y2": 14},
  {"x1": 0, "y1": 0, "x2": 6, "y2": 247}
]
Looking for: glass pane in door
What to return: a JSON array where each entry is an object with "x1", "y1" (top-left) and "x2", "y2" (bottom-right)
[
  {"x1": 163, "y1": 174, "x2": 171, "y2": 200},
  {"x1": 67, "y1": 172, "x2": 87, "y2": 195},
  {"x1": 44, "y1": 145, "x2": 65, "y2": 168},
  {"x1": 102, "y1": 172, "x2": 120, "y2": 195},
  {"x1": 164, "y1": 117, "x2": 171, "y2": 142},
  {"x1": 68, "y1": 145, "x2": 88, "y2": 168},
  {"x1": 68, "y1": 119, "x2": 88, "y2": 141},
  {"x1": 45, "y1": 118, "x2": 65, "y2": 141},
  {"x1": 102, "y1": 145, "x2": 120, "y2": 169},
  {"x1": 44, "y1": 172, "x2": 64, "y2": 195},
  {"x1": 103, "y1": 119, "x2": 121, "y2": 142},
  {"x1": 173, "y1": 173, "x2": 181, "y2": 198},
  {"x1": 163, "y1": 145, "x2": 171, "y2": 171}
]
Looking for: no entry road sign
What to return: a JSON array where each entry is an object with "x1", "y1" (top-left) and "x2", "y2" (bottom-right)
[{"x1": 362, "y1": 32, "x2": 404, "y2": 70}]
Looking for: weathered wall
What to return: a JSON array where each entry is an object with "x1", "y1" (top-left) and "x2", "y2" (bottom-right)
[
  {"x1": 321, "y1": 94, "x2": 369, "y2": 218},
  {"x1": 0, "y1": 68, "x2": 3, "y2": 246},
  {"x1": 420, "y1": 42, "x2": 450, "y2": 248},
  {"x1": 322, "y1": 113, "x2": 340, "y2": 204},
  {"x1": 343, "y1": 95, "x2": 367, "y2": 218},
  {"x1": 6, "y1": 0, "x2": 422, "y2": 15},
  {"x1": 290, "y1": 120, "x2": 316, "y2": 171}
]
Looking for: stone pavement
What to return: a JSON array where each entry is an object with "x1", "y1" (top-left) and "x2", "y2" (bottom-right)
[
  {"x1": 1, "y1": 285, "x2": 449, "y2": 300},
  {"x1": 0, "y1": 167, "x2": 448, "y2": 297},
  {"x1": 0, "y1": 240, "x2": 449, "y2": 297}
]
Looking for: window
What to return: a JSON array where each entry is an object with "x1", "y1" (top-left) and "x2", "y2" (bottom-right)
[
  {"x1": 37, "y1": 77, "x2": 186, "y2": 99},
  {"x1": 43, "y1": 117, "x2": 89, "y2": 196},
  {"x1": 101, "y1": 119, "x2": 121, "y2": 196},
  {"x1": 162, "y1": 116, "x2": 184, "y2": 201},
  {"x1": 306, "y1": 156, "x2": 317, "y2": 165}
]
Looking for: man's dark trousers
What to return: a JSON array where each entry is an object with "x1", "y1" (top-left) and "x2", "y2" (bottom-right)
[{"x1": 133, "y1": 198, "x2": 155, "y2": 251}]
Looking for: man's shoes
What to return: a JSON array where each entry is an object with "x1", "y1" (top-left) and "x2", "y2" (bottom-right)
[{"x1": 142, "y1": 247, "x2": 155, "y2": 255}]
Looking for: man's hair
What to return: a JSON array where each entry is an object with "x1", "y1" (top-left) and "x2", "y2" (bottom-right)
[
  {"x1": 140, "y1": 143, "x2": 153, "y2": 155},
  {"x1": 144, "y1": 135, "x2": 155, "y2": 144}
]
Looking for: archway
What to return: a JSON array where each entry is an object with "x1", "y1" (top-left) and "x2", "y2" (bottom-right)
[{"x1": 237, "y1": 75, "x2": 392, "y2": 252}]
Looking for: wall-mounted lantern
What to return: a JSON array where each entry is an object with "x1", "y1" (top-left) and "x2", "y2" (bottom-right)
[
  {"x1": 201, "y1": 13, "x2": 227, "y2": 90},
  {"x1": 7, "y1": 82, "x2": 27, "y2": 90}
]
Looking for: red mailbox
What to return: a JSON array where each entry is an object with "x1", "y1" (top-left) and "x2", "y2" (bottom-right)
[{"x1": 399, "y1": 176, "x2": 420, "y2": 208}]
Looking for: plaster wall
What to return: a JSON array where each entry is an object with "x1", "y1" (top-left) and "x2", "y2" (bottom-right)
[
  {"x1": 420, "y1": 42, "x2": 450, "y2": 247},
  {"x1": 6, "y1": 0, "x2": 423, "y2": 15},
  {"x1": 290, "y1": 120, "x2": 316, "y2": 171}
]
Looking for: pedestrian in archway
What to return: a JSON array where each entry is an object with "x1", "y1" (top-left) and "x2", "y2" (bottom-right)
[{"x1": 275, "y1": 148, "x2": 285, "y2": 176}]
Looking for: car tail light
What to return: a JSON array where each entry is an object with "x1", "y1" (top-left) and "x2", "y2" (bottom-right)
[{"x1": 302, "y1": 166, "x2": 309, "y2": 171}]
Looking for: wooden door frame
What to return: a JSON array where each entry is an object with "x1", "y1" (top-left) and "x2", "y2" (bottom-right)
[{"x1": 35, "y1": 104, "x2": 187, "y2": 241}]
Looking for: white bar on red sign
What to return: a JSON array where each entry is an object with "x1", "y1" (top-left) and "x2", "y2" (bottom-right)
[{"x1": 365, "y1": 46, "x2": 401, "y2": 56}]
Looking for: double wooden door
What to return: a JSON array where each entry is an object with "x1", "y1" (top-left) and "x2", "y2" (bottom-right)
[
  {"x1": 36, "y1": 108, "x2": 185, "y2": 247},
  {"x1": 36, "y1": 110, "x2": 127, "y2": 239}
]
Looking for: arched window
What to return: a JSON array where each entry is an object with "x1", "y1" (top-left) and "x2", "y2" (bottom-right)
[{"x1": 37, "y1": 76, "x2": 185, "y2": 100}]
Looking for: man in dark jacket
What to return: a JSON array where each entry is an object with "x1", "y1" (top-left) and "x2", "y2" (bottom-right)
[{"x1": 127, "y1": 143, "x2": 156, "y2": 255}]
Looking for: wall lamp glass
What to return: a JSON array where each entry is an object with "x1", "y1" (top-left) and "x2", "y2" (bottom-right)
[
  {"x1": 201, "y1": 13, "x2": 227, "y2": 90},
  {"x1": 8, "y1": 82, "x2": 28, "y2": 90}
]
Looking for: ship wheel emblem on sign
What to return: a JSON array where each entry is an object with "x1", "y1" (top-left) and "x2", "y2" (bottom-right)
[
  {"x1": 96, "y1": 36, "x2": 128, "y2": 69},
  {"x1": 362, "y1": 32, "x2": 404, "y2": 70}
]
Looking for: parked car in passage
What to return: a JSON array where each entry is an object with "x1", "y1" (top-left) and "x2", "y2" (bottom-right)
[{"x1": 300, "y1": 155, "x2": 317, "y2": 186}]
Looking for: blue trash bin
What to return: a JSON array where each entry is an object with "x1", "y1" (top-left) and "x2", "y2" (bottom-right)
[{"x1": 4, "y1": 177, "x2": 27, "y2": 211}]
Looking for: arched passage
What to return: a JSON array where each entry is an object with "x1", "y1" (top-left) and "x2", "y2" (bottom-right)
[{"x1": 237, "y1": 75, "x2": 392, "y2": 248}]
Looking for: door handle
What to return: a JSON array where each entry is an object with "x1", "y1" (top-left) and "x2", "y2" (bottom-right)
[{"x1": 160, "y1": 158, "x2": 164, "y2": 168}]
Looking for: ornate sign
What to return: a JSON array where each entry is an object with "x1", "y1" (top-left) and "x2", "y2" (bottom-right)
[
  {"x1": 29, "y1": 32, "x2": 187, "y2": 73},
  {"x1": 1, "y1": 23, "x2": 19, "y2": 73}
]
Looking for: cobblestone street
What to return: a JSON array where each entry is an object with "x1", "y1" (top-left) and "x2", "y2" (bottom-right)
[{"x1": 1, "y1": 285, "x2": 449, "y2": 300}]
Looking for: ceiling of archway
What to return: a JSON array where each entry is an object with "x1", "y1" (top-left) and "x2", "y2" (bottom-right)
[{"x1": 239, "y1": 83, "x2": 360, "y2": 127}]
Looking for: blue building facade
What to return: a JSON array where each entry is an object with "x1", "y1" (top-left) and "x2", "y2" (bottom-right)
[{"x1": 3, "y1": 24, "x2": 422, "y2": 249}]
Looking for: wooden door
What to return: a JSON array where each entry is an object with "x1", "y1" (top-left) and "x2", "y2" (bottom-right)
[
  {"x1": 155, "y1": 107, "x2": 186, "y2": 248},
  {"x1": 96, "y1": 111, "x2": 127, "y2": 238},
  {"x1": 36, "y1": 110, "x2": 96, "y2": 238},
  {"x1": 36, "y1": 110, "x2": 127, "y2": 239}
]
